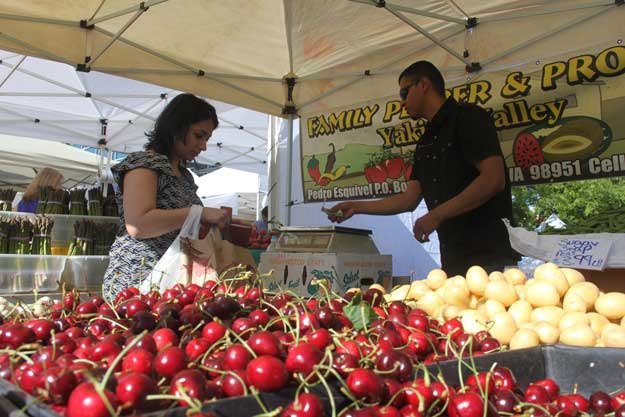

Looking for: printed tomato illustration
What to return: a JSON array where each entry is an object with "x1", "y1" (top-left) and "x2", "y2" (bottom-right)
[
  {"x1": 384, "y1": 156, "x2": 405, "y2": 179},
  {"x1": 364, "y1": 164, "x2": 388, "y2": 183},
  {"x1": 403, "y1": 161, "x2": 413, "y2": 180}
]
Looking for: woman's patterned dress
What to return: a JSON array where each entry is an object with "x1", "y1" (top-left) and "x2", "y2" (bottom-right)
[{"x1": 102, "y1": 151, "x2": 201, "y2": 302}]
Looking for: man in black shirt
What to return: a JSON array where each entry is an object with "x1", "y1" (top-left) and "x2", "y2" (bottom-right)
[{"x1": 327, "y1": 61, "x2": 519, "y2": 275}]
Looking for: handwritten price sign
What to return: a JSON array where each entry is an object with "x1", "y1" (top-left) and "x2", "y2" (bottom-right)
[{"x1": 550, "y1": 238, "x2": 613, "y2": 270}]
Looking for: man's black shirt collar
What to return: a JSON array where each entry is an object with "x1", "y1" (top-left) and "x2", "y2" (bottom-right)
[{"x1": 428, "y1": 97, "x2": 457, "y2": 131}]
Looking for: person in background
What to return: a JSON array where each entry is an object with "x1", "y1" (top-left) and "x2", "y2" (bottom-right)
[
  {"x1": 252, "y1": 206, "x2": 269, "y2": 232},
  {"x1": 16, "y1": 167, "x2": 64, "y2": 213},
  {"x1": 103, "y1": 93, "x2": 229, "y2": 302},
  {"x1": 326, "y1": 60, "x2": 519, "y2": 275}
]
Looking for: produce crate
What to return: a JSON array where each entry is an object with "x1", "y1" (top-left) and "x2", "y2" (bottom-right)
[
  {"x1": 0, "y1": 254, "x2": 66, "y2": 294},
  {"x1": 0, "y1": 376, "x2": 347, "y2": 417},
  {"x1": 61, "y1": 255, "x2": 109, "y2": 291},
  {"x1": 424, "y1": 344, "x2": 625, "y2": 397},
  {"x1": 0, "y1": 377, "x2": 52, "y2": 417}
]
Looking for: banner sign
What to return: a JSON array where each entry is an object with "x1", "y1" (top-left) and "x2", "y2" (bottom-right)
[{"x1": 300, "y1": 45, "x2": 625, "y2": 203}]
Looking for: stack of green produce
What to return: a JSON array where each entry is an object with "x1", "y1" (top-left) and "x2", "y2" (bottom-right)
[
  {"x1": 67, "y1": 219, "x2": 96, "y2": 255},
  {"x1": 94, "y1": 223, "x2": 117, "y2": 255},
  {"x1": 37, "y1": 187, "x2": 67, "y2": 214},
  {"x1": 68, "y1": 189, "x2": 87, "y2": 215},
  {"x1": 6, "y1": 217, "x2": 33, "y2": 254},
  {"x1": 102, "y1": 185, "x2": 118, "y2": 217},
  {"x1": 31, "y1": 216, "x2": 54, "y2": 255},
  {"x1": 0, "y1": 217, "x2": 8, "y2": 253},
  {"x1": 87, "y1": 187, "x2": 103, "y2": 216},
  {"x1": 540, "y1": 208, "x2": 625, "y2": 234},
  {"x1": 0, "y1": 189, "x2": 16, "y2": 211}
]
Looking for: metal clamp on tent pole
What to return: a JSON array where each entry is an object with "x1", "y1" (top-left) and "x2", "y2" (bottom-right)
[
  {"x1": 465, "y1": 17, "x2": 478, "y2": 28},
  {"x1": 282, "y1": 76, "x2": 297, "y2": 115},
  {"x1": 79, "y1": 20, "x2": 95, "y2": 30},
  {"x1": 375, "y1": 1, "x2": 386, "y2": 7},
  {"x1": 466, "y1": 62, "x2": 482, "y2": 73}
]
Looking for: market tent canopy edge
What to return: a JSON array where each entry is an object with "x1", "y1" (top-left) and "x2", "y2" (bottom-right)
[
  {"x1": 0, "y1": 1, "x2": 623, "y2": 118},
  {"x1": 0, "y1": 133, "x2": 106, "y2": 189},
  {"x1": 0, "y1": 49, "x2": 270, "y2": 175}
]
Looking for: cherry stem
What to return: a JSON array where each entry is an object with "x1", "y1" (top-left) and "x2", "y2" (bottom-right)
[
  {"x1": 227, "y1": 328, "x2": 257, "y2": 358},
  {"x1": 0, "y1": 348, "x2": 34, "y2": 364},
  {"x1": 197, "y1": 367, "x2": 249, "y2": 396},
  {"x1": 98, "y1": 330, "x2": 147, "y2": 392},
  {"x1": 95, "y1": 315, "x2": 129, "y2": 331},
  {"x1": 313, "y1": 368, "x2": 338, "y2": 417}
]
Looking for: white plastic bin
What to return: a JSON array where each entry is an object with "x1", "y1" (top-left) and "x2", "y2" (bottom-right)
[
  {"x1": 62, "y1": 256, "x2": 109, "y2": 291},
  {"x1": 0, "y1": 254, "x2": 66, "y2": 293}
]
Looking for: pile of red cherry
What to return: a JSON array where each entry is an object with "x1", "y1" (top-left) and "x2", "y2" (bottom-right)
[{"x1": 0, "y1": 280, "x2": 621, "y2": 417}]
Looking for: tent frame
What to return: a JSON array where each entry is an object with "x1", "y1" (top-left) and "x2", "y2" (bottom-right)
[{"x1": 1, "y1": 0, "x2": 621, "y2": 223}]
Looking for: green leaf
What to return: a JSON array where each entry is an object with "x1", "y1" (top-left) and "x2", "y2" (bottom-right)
[{"x1": 343, "y1": 293, "x2": 379, "y2": 330}]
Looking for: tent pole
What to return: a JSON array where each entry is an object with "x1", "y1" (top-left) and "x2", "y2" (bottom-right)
[
  {"x1": 285, "y1": 114, "x2": 293, "y2": 226},
  {"x1": 480, "y1": 0, "x2": 613, "y2": 23},
  {"x1": 87, "y1": 0, "x2": 169, "y2": 26},
  {"x1": 0, "y1": 55, "x2": 25, "y2": 89}
]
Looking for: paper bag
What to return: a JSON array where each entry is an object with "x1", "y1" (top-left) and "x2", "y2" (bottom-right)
[{"x1": 181, "y1": 226, "x2": 256, "y2": 280}]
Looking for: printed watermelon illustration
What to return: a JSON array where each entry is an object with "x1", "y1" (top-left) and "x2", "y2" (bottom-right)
[{"x1": 513, "y1": 132, "x2": 544, "y2": 170}]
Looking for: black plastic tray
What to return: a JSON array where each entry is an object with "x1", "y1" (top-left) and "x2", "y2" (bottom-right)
[
  {"x1": 0, "y1": 376, "x2": 347, "y2": 417},
  {"x1": 424, "y1": 344, "x2": 625, "y2": 396}
]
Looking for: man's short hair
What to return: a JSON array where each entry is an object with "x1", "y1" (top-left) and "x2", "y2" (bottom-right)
[
  {"x1": 399, "y1": 61, "x2": 445, "y2": 96},
  {"x1": 261, "y1": 206, "x2": 268, "y2": 217}
]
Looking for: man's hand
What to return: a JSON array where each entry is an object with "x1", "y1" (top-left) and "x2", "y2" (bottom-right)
[
  {"x1": 325, "y1": 201, "x2": 357, "y2": 223},
  {"x1": 413, "y1": 210, "x2": 443, "y2": 242}
]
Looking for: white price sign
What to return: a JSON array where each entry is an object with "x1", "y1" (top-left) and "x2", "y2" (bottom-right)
[{"x1": 549, "y1": 237, "x2": 613, "y2": 271}]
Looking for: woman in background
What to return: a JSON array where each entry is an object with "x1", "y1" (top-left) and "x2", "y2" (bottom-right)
[{"x1": 16, "y1": 167, "x2": 64, "y2": 213}]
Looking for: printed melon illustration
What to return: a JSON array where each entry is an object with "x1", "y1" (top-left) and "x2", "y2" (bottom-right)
[
  {"x1": 513, "y1": 132, "x2": 544, "y2": 170},
  {"x1": 541, "y1": 118, "x2": 603, "y2": 162}
]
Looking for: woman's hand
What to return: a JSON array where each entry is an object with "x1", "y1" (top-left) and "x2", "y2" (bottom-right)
[{"x1": 201, "y1": 207, "x2": 229, "y2": 229}]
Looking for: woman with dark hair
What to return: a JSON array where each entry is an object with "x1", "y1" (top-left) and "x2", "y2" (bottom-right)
[{"x1": 103, "y1": 93, "x2": 228, "y2": 302}]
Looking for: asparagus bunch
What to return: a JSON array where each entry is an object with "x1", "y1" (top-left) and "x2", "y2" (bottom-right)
[
  {"x1": 94, "y1": 223, "x2": 117, "y2": 255},
  {"x1": 38, "y1": 187, "x2": 67, "y2": 214},
  {"x1": 87, "y1": 187, "x2": 103, "y2": 216},
  {"x1": 0, "y1": 189, "x2": 16, "y2": 211},
  {"x1": 62, "y1": 190, "x2": 70, "y2": 214},
  {"x1": 31, "y1": 216, "x2": 54, "y2": 255},
  {"x1": 69, "y1": 189, "x2": 87, "y2": 215},
  {"x1": 67, "y1": 219, "x2": 96, "y2": 255},
  {"x1": 102, "y1": 185, "x2": 118, "y2": 217},
  {"x1": 7, "y1": 217, "x2": 33, "y2": 254},
  {"x1": 0, "y1": 217, "x2": 8, "y2": 253},
  {"x1": 36, "y1": 187, "x2": 48, "y2": 214}
]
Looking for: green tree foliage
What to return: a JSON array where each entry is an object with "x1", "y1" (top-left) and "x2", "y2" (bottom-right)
[{"x1": 511, "y1": 177, "x2": 625, "y2": 230}]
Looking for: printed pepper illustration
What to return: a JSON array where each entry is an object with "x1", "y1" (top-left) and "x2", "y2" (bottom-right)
[
  {"x1": 308, "y1": 155, "x2": 321, "y2": 182},
  {"x1": 308, "y1": 144, "x2": 348, "y2": 186}
]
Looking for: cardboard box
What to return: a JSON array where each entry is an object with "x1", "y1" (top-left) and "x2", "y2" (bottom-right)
[{"x1": 258, "y1": 252, "x2": 392, "y2": 296}]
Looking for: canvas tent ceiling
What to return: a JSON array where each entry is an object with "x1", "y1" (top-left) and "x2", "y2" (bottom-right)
[
  {"x1": 0, "y1": 1, "x2": 622, "y2": 118},
  {"x1": 0, "y1": 49, "x2": 269, "y2": 175},
  {"x1": 0, "y1": 134, "x2": 105, "y2": 189}
]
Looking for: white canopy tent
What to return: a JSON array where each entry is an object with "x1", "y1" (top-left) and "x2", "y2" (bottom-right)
[
  {"x1": 0, "y1": 0, "x2": 621, "y2": 224},
  {"x1": 194, "y1": 167, "x2": 268, "y2": 220},
  {"x1": 0, "y1": 49, "x2": 269, "y2": 176},
  {"x1": 0, "y1": 133, "x2": 106, "y2": 189}
]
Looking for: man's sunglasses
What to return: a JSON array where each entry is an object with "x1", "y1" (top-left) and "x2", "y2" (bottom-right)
[{"x1": 399, "y1": 79, "x2": 421, "y2": 101}]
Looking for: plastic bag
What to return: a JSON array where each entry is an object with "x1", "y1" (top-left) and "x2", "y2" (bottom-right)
[{"x1": 140, "y1": 204, "x2": 203, "y2": 293}]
